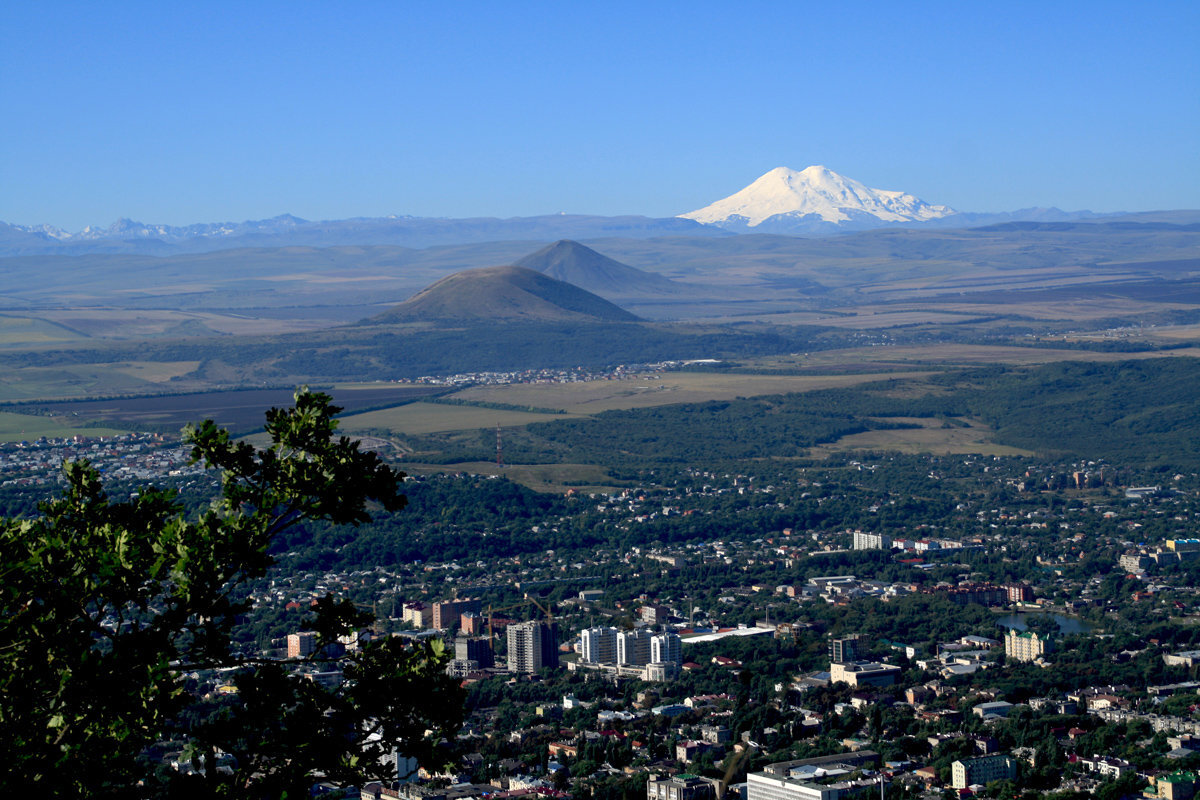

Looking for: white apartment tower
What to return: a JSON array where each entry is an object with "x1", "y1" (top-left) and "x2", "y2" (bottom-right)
[
  {"x1": 852, "y1": 531, "x2": 892, "y2": 551},
  {"x1": 651, "y1": 632, "x2": 682, "y2": 665},
  {"x1": 617, "y1": 629, "x2": 653, "y2": 666},
  {"x1": 581, "y1": 626, "x2": 619, "y2": 664},
  {"x1": 507, "y1": 621, "x2": 558, "y2": 673}
]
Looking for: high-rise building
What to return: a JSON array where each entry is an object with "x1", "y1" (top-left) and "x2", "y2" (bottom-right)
[
  {"x1": 651, "y1": 633, "x2": 682, "y2": 665},
  {"x1": 507, "y1": 621, "x2": 559, "y2": 673},
  {"x1": 455, "y1": 636, "x2": 494, "y2": 669},
  {"x1": 287, "y1": 631, "x2": 318, "y2": 659},
  {"x1": 829, "y1": 635, "x2": 863, "y2": 664},
  {"x1": 581, "y1": 627, "x2": 619, "y2": 664},
  {"x1": 618, "y1": 629, "x2": 654, "y2": 666}
]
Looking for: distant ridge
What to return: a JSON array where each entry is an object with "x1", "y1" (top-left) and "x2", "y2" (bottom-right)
[
  {"x1": 0, "y1": 214, "x2": 724, "y2": 257},
  {"x1": 514, "y1": 240, "x2": 693, "y2": 299},
  {"x1": 370, "y1": 265, "x2": 641, "y2": 324}
]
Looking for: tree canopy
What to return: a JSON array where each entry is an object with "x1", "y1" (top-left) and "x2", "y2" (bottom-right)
[{"x1": 0, "y1": 389, "x2": 464, "y2": 797}]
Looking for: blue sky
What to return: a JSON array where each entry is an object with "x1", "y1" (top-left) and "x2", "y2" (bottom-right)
[{"x1": 2, "y1": 2, "x2": 1197, "y2": 230}]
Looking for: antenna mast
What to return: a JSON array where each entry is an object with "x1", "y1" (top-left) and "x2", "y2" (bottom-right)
[{"x1": 496, "y1": 424, "x2": 503, "y2": 467}]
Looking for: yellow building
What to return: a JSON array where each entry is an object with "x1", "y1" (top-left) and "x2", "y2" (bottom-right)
[
  {"x1": 1004, "y1": 628, "x2": 1052, "y2": 663},
  {"x1": 1157, "y1": 771, "x2": 1197, "y2": 800},
  {"x1": 951, "y1": 755, "x2": 1017, "y2": 789}
]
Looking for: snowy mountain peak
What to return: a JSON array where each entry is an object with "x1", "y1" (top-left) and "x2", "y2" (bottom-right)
[{"x1": 680, "y1": 166, "x2": 956, "y2": 231}]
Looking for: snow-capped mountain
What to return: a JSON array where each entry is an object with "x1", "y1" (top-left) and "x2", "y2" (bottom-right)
[{"x1": 680, "y1": 166, "x2": 957, "y2": 233}]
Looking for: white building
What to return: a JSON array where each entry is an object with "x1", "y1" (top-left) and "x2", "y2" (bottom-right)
[
  {"x1": 507, "y1": 621, "x2": 558, "y2": 673},
  {"x1": 651, "y1": 633, "x2": 682, "y2": 665},
  {"x1": 852, "y1": 531, "x2": 892, "y2": 551},
  {"x1": 581, "y1": 627, "x2": 619, "y2": 664},
  {"x1": 617, "y1": 629, "x2": 654, "y2": 666},
  {"x1": 748, "y1": 769, "x2": 881, "y2": 800}
]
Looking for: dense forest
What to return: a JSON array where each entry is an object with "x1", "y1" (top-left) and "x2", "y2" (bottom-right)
[{"x1": 402, "y1": 357, "x2": 1200, "y2": 472}]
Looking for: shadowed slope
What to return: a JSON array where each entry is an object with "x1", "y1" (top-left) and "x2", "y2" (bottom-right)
[
  {"x1": 515, "y1": 239, "x2": 696, "y2": 298},
  {"x1": 371, "y1": 265, "x2": 641, "y2": 323}
]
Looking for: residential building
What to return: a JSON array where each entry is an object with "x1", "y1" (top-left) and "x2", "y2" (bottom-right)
[
  {"x1": 287, "y1": 631, "x2": 318, "y2": 659},
  {"x1": 401, "y1": 602, "x2": 432, "y2": 628},
  {"x1": 1005, "y1": 584, "x2": 1035, "y2": 602},
  {"x1": 1005, "y1": 628, "x2": 1053, "y2": 662},
  {"x1": 641, "y1": 604, "x2": 670, "y2": 624},
  {"x1": 581, "y1": 627, "x2": 619, "y2": 664},
  {"x1": 951, "y1": 754, "x2": 1017, "y2": 789},
  {"x1": 1157, "y1": 771, "x2": 1197, "y2": 800},
  {"x1": 454, "y1": 636, "x2": 493, "y2": 669},
  {"x1": 852, "y1": 531, "x2": 891, "y2": 551},
  {"x1": 432, "y1": 598, "x2": 482, "y2": 631},
  {"x1": 618, "y1": 629, "x2": 654, "y2": 666},
  {"x1": 651, "y1": 633, "x2": 682, "y2": 665},
  {"x1": 507, "y1": 621, "x2": 559, "y2": 673}
]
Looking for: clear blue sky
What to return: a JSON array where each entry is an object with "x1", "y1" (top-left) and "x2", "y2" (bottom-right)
[{"x1": 2, "y1": 2, "x2": 1198, "y2": 230}]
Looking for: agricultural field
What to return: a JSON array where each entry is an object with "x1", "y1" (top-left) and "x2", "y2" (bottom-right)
[
  {"x1": 336, "y1": 402, "x2": 576, "y2": 437},
  {"x1": 399, "y1": 460, "x2": 619, "y2": 494},
  {"x1": 795, "y1": 343, "x2": 1200, "y2": 368},
  {"x1": 27, "y1": 308, "x2": 340, "y2": 339},
  {"x1": 447, "y1": 371, "x2": 931, "y2": 415},
  {"x1": 0, "y1": 315, "x2": 89, "y2": 346},
  {"x1": 809, "y1": 416, "x2": 1034, "y2": 457},
  {"x1": 711, "y1": 308, "x2": 990, "y2": 328},
  {"x1": 13, "y1": 385, "x2": 445, "y2": 435},
  {"x1": 0, "y1": 410, "x2": 128, "y2": 442},
  {"x1": 0, "y1": 363, "x2": 189, "y2": 402}
]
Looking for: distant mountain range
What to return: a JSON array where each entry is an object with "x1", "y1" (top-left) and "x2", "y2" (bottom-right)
[
  {"x1": 0, "y1": 214, "x2": 723, "y2": 257},
  {"x1": 370, "y1": 265, "x2": 641, "y2": 324},
  {"x1": 4, "y1": 166, "x2": 1197, "y2": 258}
]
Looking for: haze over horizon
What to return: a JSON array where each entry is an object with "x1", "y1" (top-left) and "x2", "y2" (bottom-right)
[{"x1": 2, "y1": 2, "x2": 1197, "y2": 231}]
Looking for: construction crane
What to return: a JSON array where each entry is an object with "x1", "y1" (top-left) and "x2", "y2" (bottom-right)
[
  {"x1": 485, "y1": 593, "x2": 555, "y2": 648},
  {"x1": 722, "y1": 743, "x2": 756, "y2": 790},
  {"x1": 525, "y1": 593, "x2": 554, "y2": 620}
]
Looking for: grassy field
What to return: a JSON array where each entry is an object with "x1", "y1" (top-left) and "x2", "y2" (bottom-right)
[
  {"x1": 337, "y1": 402, "x2": 578, "y2": 436},
  {"x1": 24, "y1": 309, "x2": 341, "y2": 340},
  {"x1": 447, "y1": 371, "x2": 931, "y2": 415},
  {"x1": 711, "y1": 308, "x2": 990, "y2": 328},
  {"x1": 0, "y1": 411, "x2": 128, "y2": 442},
  {"x1": 398, "y1": 460, "x2": 620, "y2": 494},
  {"x1": 107, "y1": 361, "x2": 203, "y2": 382},
  {"x1": 0, "y1": 364, "x2": 174, "y2": 402},
  {"x1": 16, "y1": 385, "x2": 444, "y2": 434},
  {"x1": 0, "y1": 315, "x2": 89, "y2": 345},
  {"x1": 796, "y1": 344, "x2": 1200, "y2": 368},
  {"x1": 810, "y1": 416, "x2": 1035, "y2": 457}
]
